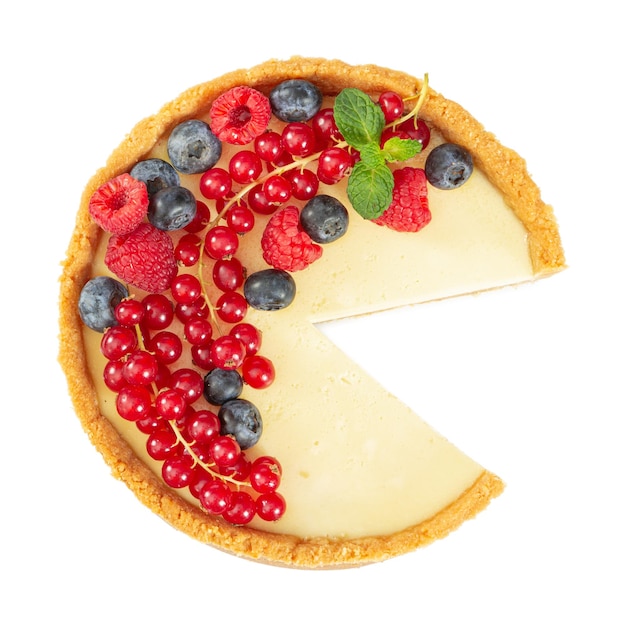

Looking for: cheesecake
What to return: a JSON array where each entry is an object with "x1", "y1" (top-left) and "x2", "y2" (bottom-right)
[{"x1": 58, "y1": 57, "x2": 565, "y2": 568}]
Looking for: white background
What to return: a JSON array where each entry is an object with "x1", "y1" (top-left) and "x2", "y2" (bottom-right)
[{"x1": 2, "y1": 1, "x2": 624, "y2": 624}]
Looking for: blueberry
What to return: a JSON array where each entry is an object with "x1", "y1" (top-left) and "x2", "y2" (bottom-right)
[
  {"x1": 130, "y1": 158, "x2": 180, "y2": 198},
  {"x1": 148, "y1": 185, "x2": 197, "y2": 231},
  {"x1": 167, "y1": 119, "x2": 222, "y2": 174},
  {"x1": 78, "y1": 276, "x2": 129, "y2": 332},
  {"x1": 300, "y1": 194, "x2": 349, "y2": 243},
  {"x1": 244, "y1": 269, "x2": 296, "y2": 311},
  {"x1": 424, "y1": 143, "x2": 474, "y2": 190},
  {"x1": 219, "y1": 399, "x2": 263, "y2": 449},
  {"x1": 269, "y1": 79, "x2": 323, "y2": 122},
  {"x1": 203, "y1": 368, "x2": 243, "y2": 406}
]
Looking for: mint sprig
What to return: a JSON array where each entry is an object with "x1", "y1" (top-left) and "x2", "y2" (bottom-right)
[{"x1": 334, "y1": 88, "x2": 422, "y2": 220}]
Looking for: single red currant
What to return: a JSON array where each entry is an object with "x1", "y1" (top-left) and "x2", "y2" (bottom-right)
[
  {"x1": 199, "y1": 167, "x2": 232, "y2": 199},
  {"x1": 185, "y1": 409, "x2": 221, "y2": 444},
  {"x1": 223, "y1": 491, "x2": 256, "y2": 525},
  {"x1": 149, "y1": 330, "x2": 183, "y2": 364},
  {"x1": 142, "y1": 294, "x2": 174, "y2": 330},
  {"x1": 216, "y1": 291, "x2": 248, "y2": 324},
  {"x1": 311, "y1": 108, "x2": 342, "y2": 143},
  {"x1": 226, "y1": 205, "x2": 255, "y2": 234},
  {"x1": 263, "y1": 174, "x2": 292, "y2": 205},
  {"x1": 229, "y1": 150, "x2": 262, "y2": 184},
  {"x1": 247, "y1": 184, "x2": 275, "y2": 214},
  {"x1": 209, "y1": 435, "x2": 241, "y2": 468},
  {"x1": 204, "y1": 225, "x2": 239, "y2": 260},
  {"x1": 169, "y1": 368, "x2": 204, "y2": 404},
  {"x1": 212, "y1": 257, "x2": 245, "y2": 292},
  {"x1": 146, "y1": 425, "x2": 180, "y2": 460},
  {"x1": 249, "y1": 456, "x2": 281, "y2": 493},
  {"x1": 255, "y1": 492, "x2": 286, "y2": 522},
  {"x1": 155, "y1": 388, "x2": 187, "y2": 420},
  {"x1": 254, "y1": 131, "x2": 283, "y2": 162},
  {"x1": 114, "y1": 299, "x2": 145, "y2": 326},
  {"x1": 174, "y1": 233, "x2": 202, "y2": 267},
  {"x1": 116, "y1": 385, "x2": 152, "y2": 421},
  {"x1": 317, "y1": 147, "x2": 353, "y2": 184},
  {"x1": 282, "y1": 122, "x2": 316, "y2": 157},
  {"x1": 284, "y1": 168, "x2": 319, "y2": 201},
  {"x1": 170, "y1": 273, "x2": 202, "y2": 305},
  {"x1": 103, "y1": 359, "x2": 125, "y2": 392},
  {"x1": 210, "y1": 335, "x2": 246, "y2": 370},
  {"x1": 184, "y1": 317, "x2": 213, "y2": 346},
  {"x1": 161, "y1": 455, "x2": 195, "y2": 489},
  {"x1": 122, "y1": 350, "x2": 159, "y2": 386},
  {"x1": 242, "y1": 355, "x2": 275, "y2": 389},
  {"x1": 101, "y1": 326, "x2": 137, "y2": 360},
  {"x1": 378, "y1": 91, "x2": 405, "y2": 123},
  {"x1": 199, "y1": 480, "x2": 232, "y2": 515},
  {"x1": 397, "y1": 117, "x2": 431, "y2": 149},
  {"x1": 175, "y1": 298, "x2": 209, "y2": 323}
]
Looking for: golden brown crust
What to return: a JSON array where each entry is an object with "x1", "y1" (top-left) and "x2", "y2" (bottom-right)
[{"x1": 59, "y1": 57, "x2": 559, "y2": 568}]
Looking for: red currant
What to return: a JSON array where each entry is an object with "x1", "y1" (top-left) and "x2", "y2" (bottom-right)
[
  {"x1": 311, "y1": 108, "x2": 342, "y2": 143},
  {"x1": 101, "y1": 326, "x2": 137, "y2": 360},
  {"x1": 169, "y1": 368, "x2": 204, "y2": 404},
  {"x1": 216, "y1": 291, "x2": 248, "y2": 324},
  {"x1": 135, "y1": 408, "x2": 162, "y2": 435},
  {"x1": 209, "y1": 435, "x2": 241, "y2": 468},
  {"x1": 247, "y1": 183, "x2": 275, "y2": 215},
  {"x1": 284, "y1": 168, "x2": 319, "y2": 200},
  {"x1": 170, "y1": 273, "x2": 202, "y2": 305},
  {"x1": 199, "y1": 480, "x2": 232, "y2": 515},
  {"x1": 209, "y1": 335, "x2": 246, "y2": 370},
  {"x1": 161, "y1": 455, "x2": 195, "y2": 489},
  {"x1": 223, "y1": 491, "x2": 256, "y2": 525},
  {"x1": 263, "y1": 174, "x2": 292, "y2": 205},
  {"x1": 149, "y1": 330, "x2": 183, "y2": 364},
  {"x1": 212, "y1": 257, "x2": 245, "y2": 292},
  {"x1": 397, "y1": 117, "x2": 431, "y2": 149},
  {"x1": 114, "y1": 299, "x2": 144, "y2": 326},
  {"x1": 155, "y1": 388, "x2": 187, "y2": 420},
  {"x1": 103, "y1": 359, "x2": 125, "y2": 392},
  {"x1": 254, "y1": 131, "x2": 283, "y2": 162},
  {"x1": 116, "y1": 384, "x2": 152, "y2": 421},
  {"x1": 242, "y1": 355, "x2": 275, "y2": 389},
  {"x1": 184, "y1": 200, "x2": 211, "y2": 233},
  {"x1": 256, "y1": 492, "x2": 286, "y2": 522},
  {"x1": 175, "y1": 298, "x2": 209, "y2": 323},
  {"x1": 282, "y1": 122, "x2": 316, "y2": 157},
  {"x1": 204, "y1": 225, "x2": 239, "y2": 260},
  {"x1": 229, "y1": 150, "x2": 262, "y2": 184},
  {"x1": 249, "y1": 456, "x2": 281, "y2": 493},
  {"x1": 142, "y1": 294, "x2": 174, "y2": 330},
  {"x1": 226, "y1": 205, "x2": 255, "y2": 234},
  {"x1": 184, "y1": 317, "x2": 213, "y2": 346},
  {"x1": 317, "y1": 147, "x2": 353, "y2": 184},
  {"x1": 229, "y1": 323, "x2": 262, "y2": 356},
  {"x1": 174, "y1": 233, "x2": 202, "y2": 267},
  {"x1": 185, "y1": 409, "x2": 221, "y2": 444},
  {"x1": 378, "y1": 90, "x2": 405, "y2": 123},
  {"x1": 122, "y1": 350, "x2": 159, "y2": 386},
  {"x1": 199, "y1": 167, "x2": 232, "y2": 199},
  {"x1": 146, "y1": 424, "x2": 180, "y2": 460}
]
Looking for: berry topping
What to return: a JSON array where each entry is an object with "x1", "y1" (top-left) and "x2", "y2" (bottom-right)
[
  {"x1": 424, "y1": 143, "x2": 473, "y2": 190},
  {"x1": 148, "y1": 186, "x2": 197, "y2": 231},
  {"x1": 104, "y1": 222, "x2": 178, "y2": 293},
  {"x1": 209, "y1": 86, "x2": 271, "y2": 145},
  {"x1": 269, "y1": 79, "x2": 323, "y2": 122},
  {"x1": 244, "y1": 269, "x2": 296, "y2": 311},
  {"x1": 130, "y1": 158, "x2": 180, "y2": 198},
  {"x1": 260, "y1": 206, "x2": 322, "y2": 271},
  {"x1": 88, "y1": 173, "x2": 148, "y2": 235},
  {"x1": 219, "y1": 398, "x2": 263, "y2": 450},
  {"x1": 78, "y1": 276, "x2": 129, "y2": 332},
  {"x1": 300, "y1": 194, "x2": 349, "y2": 243},
  {"x1": 372, "y1": 167, "x2": 431, "y2": 233},
  {"x1": 203, "y1": 368, "x2": 243, "y2": 405},
  {"x1": 167, "y1": 120, "x2": 222, "y2": 174}
]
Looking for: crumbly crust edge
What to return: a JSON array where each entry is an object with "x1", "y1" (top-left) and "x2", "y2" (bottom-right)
[{"x1": 59, "y1": 56, "x2": 559, "y2": 568}]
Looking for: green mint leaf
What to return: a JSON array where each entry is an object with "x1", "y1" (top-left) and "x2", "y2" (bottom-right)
[
  {"x1": 358, "y1": 142, "x2": 386, "y2": 169},
  {"x1": 381, "y1": 136, "x2": 422, "y2": 162},
  {"x1": 334, "y1": 88, "x2": 385, "y2": 150},
  {"x1": 347, "y1": 160, "x2": 394, "y2": 220}
]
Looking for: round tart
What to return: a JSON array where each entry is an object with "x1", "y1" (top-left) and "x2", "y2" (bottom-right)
[{"x1": 58, "y1": 57, "x2": 565, "y2": 568}]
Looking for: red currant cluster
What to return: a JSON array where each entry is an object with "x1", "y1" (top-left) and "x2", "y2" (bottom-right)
[{"x1": 100, "y1": 293, "x2": 285, "y2": 525}]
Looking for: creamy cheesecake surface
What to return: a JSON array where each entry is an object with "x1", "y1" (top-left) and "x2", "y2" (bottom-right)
[{"x1": 60, "y1": 57, "x2": 564, "y2": 567}]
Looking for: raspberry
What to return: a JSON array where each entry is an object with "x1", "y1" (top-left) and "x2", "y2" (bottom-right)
[
  {"x1": 89, "y1": 173, "x2": 149, "y2": 235},
  {"x1": 209, "y1": 86, "x2": 271, "y2": 145},
  {"x1": 261, "y1": 206, "x2": 322, "y2": 272},
  {"x1": 105, "y1": 223, "x2": 177, "y2": 293},
  {"x1": 372, "y1": 167, "x2": 431, "y2": 233}
]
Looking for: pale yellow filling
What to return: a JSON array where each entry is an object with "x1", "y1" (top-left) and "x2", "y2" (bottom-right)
[{"x1": 83, "y1": 116, "x2": 533, "y2": 540}]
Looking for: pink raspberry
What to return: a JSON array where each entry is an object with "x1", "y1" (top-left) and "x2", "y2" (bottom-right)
[
  {"x1": 105, "y1": 223, "x2": 178, "y2": 293},
  {"x1": 209, "y1": 86, "x2": 272, "y2": 145},
  {"x1": 88, "y1": 173, "x2": 149, "y2": 235},
  {"x1": 372, "y1": 167, "x2": 431, "y2": 233},
  {"x1": 261, "y1": 206, "x2": 322, "y2": 272}
]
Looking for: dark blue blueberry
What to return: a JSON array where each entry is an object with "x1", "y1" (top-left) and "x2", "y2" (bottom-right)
[
  {"x1": 167, "y1": 119, "x2": 222, "y2": 174},
  {"x1": 203, "y1": 368, "x2": 243, "y2": 406},
  {"x1": 269, "y1": 79, "x2": 323, "y2": 122},
  {"x1": 424, "y1": 143, "x2": 474, "y2": 190},
  {"x1": 300, "y1": 194, "x2": 349, "y2": 243},
  {"x1": 78, "y1": 276, "x2": 128, "y2": 332},
  {"x1": 219, "y1": 399, "x2": 262, "y2": 450},
  {"x1": 244, "y1": 269, "x2": 296, "y2": 311},
  {"x1": 130, "y1": 158, "x2": 180, "y2": 198},
  {"x1": 148, "y1": 185, "x2": 197, "y2": 231}
]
